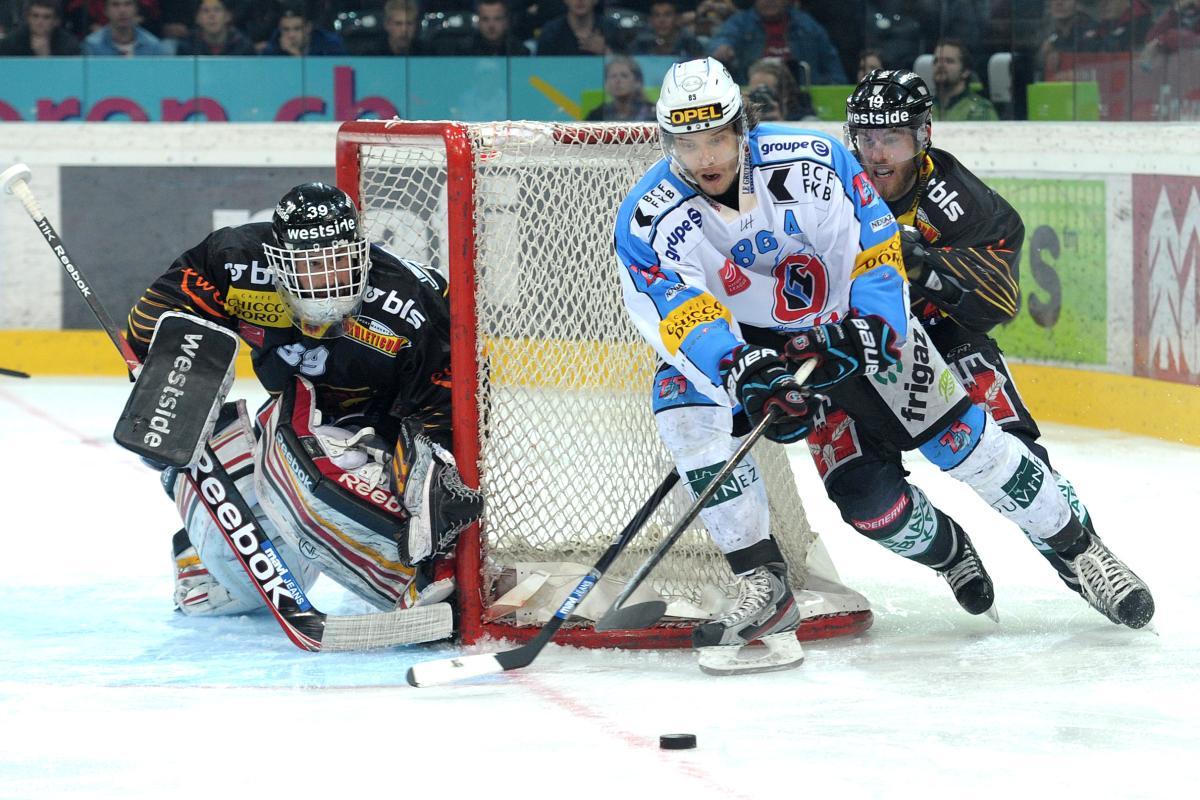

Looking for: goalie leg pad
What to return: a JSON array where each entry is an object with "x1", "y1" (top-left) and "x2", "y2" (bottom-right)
[
  {"x1": 115, "y1": 312, "x2": 239, "y2": 468},
  {"x1": 256, "y1": 377, "x2": 423, "y2": 608},
  {"x1": 170, "y1": 402, "x2": 320, "y2": 615},
  {"x1": 392, "y1": 419, "x2": 482, "y2": 567}
]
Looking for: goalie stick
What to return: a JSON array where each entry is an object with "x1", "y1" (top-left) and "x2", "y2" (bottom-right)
[
  {"x1": 2, "y1": 162, "x2": 451, "y2": 652},
  {"x1": 405, "y1": 469, "x2": 681, "y2": 687},
  {"x1": 596, "y1": 358, "x2": 817, "y2": 632}
]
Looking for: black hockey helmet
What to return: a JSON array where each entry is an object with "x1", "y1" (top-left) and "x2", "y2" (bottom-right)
[
  {"x1": 845, "y1": 69, "x2": 933, "y2": 166},
  {"x1": 263, "y1": 182, "x2": 370, "y2": 338}
]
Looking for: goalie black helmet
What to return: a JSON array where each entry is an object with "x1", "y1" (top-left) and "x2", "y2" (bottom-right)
[{"x1": 263, "y1": 182, "x2": 371, "y2": 338}]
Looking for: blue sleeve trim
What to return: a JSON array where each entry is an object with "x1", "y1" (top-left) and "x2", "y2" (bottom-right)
[
  {"x1": 679, "y1": 318, "x2": 739, "y2": 387},
  {"x1": 849, "y1": 266, "x2": 909, "y2": 339}
]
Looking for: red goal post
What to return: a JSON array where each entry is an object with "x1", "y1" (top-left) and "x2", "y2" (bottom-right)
[{"x1": 335, "y1": 120, "x2": 872, "y2": 648}]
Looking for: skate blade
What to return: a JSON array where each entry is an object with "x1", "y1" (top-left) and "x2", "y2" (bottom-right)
[
  {"x1": 696, "y1": 631, "x2": 805, "y2": 676},
  {"x1": 984, "y1": 604, "x2": 1000, "y2": 623}
]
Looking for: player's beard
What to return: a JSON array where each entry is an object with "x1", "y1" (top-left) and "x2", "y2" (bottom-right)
[{"x1": 866, "y1": 155, "x2": 920, "y2": 203}]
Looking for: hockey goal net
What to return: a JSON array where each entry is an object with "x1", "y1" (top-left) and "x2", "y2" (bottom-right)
[{"x1": 336, "y1": 120, "x2": 871, "y2": 648}]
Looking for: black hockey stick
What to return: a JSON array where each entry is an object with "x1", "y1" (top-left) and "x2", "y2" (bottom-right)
[
  {"x1": 0, "y1": 367, "x2": 31, "y2": 379},
  {"x1": 2, "y1": 162, "x2": 451, "y2": 651},
  {"x1": 595, "y1": 359, "x2": 817, "y2": 632},
  {"x1": 405, "y1": 468, "x2": 681, "y2": 687}
]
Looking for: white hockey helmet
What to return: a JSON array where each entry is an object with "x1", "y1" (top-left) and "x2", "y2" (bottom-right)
[{"x1": 656, "y1": 58, "x2": 747, "y2": 189}]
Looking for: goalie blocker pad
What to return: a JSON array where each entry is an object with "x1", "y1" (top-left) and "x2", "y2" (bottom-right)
[{"x1": 114, "y1": 312, "x2": 239, "y2": 468}]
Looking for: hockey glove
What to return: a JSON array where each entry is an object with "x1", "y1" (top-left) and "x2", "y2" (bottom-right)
[
  {"x1": 900, "y1": 224, "x2": 967, "y2": 309},
  {"x1": 782, "y1": 315, "x2": 901, "y2": 389},
  {"x1": 720, "y1": 345, "x2": 815, "y2": 444},
  {"x1": 899, "y1": 224, "x2": 929, "y2": 280}
]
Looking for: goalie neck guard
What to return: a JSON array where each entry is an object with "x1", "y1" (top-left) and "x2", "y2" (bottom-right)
[{"x1": 254, "y1": 376, "x2": 418, "y2": 611}]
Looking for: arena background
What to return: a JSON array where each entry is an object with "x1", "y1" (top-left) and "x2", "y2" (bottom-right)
[{"x1": 1, "y1": 121, "x2": 1198, "y2": 444}]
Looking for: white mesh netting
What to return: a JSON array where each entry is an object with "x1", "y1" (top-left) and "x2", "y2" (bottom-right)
[{"x1": 348, "y1": 122, "x2": 818, "y2": 625}]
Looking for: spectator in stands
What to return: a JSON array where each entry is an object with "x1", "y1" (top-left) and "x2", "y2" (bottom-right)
[
  {"x1": 690, "y1": 0, "x2": 735, "y2": 41},
  {"x1": 64, "y1": 0, "x2": 178, "y2": 38},
  {"x1": 932, "y1": 37, "x2": 999, "y2": 120},
  {"x1": 262, "y1": 0, "x2": 345, "y2": 55},
  {"x1": 857, "y1": 47, "x2": 883, "y2": 79},
  {"x1": 708, "y1": 0, "x2": 847, "y2": 85},
  {"x1": 745, "y1": 56, "x2": 815, "y2": 120},
  {"x1": 447, "y1": 0, "x2": 530, "y2": 56},
  {"x1": 585, "y1": 54, "x2": 654, "y2": 121},
  {"x1": 1036, "y1": 0, "x2": 1097, "y2": 79},
  {"x1": 0, "y1": 0, "x2": 81, "y2": 54},
  {"x1": 82, "y1": 0, "x2": 169, "y2": 53},
  {"x1": 536, "y1": 0, "x2": 620, "y2": 55},
  {"x1": 356, "y1": 0, "x2": 430, "y2": 56},
  {"x1": 630, "y1": 0, "x2": 703, "y2": 59},
  {"x1": 1141, "y1": 0, "x2": 1200, "y2": 59},
  {"x1": 1083, "y1": 0, "x2": 1153, "y2": 52},
  {"x1": 175, "y1": 0, "x2": 253, "y2": 55},
  {"x1": 864, "y1": 0, "x2": 981, "y2": 78}
]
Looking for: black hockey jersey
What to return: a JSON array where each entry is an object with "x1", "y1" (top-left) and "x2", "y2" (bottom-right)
[
  {"x1": 126, "y1": 222, "x2": 453, "y2": 446},
  {"x1": 890, "y1": 148, "x2": 1024, "y2": 334}
]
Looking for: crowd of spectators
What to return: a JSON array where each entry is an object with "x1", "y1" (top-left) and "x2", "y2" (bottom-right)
[{"x1": 1, "y1": 0, "x2": 1197, "y2": 119}]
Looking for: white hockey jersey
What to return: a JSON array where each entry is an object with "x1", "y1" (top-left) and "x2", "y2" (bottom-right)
[{"x1": 614, "y1": 123, "x2": 909, "y2": 404}]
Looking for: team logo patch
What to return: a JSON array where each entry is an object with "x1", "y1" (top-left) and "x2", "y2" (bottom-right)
[
  {"x1": 853, "y1": 173, "x2": 878, "y2": 207},
  {"x1": 772, "y1": 253, "x2": 829, "y2": 323},
  {"x1": 658, "y1": 375, "x2": 688, "y2": 400},
  {"x1": 938, "y1": 420, "x2": 974, "y2": 453},
  {"x1": 807, "y1": 409, "x2": 861, "y2": 480}
]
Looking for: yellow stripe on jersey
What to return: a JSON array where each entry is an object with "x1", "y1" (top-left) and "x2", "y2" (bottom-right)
[
  {"x1": 659, "y1": 294, "x2": 733, "y2": 356},
  {"x1": 852, "y1": 231, "x2": 906, "y2": 281}
]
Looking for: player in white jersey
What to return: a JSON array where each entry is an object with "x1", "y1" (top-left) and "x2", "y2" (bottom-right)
[{"x1": 614, "y1": 58, "x2": 1152, "y2": 672}]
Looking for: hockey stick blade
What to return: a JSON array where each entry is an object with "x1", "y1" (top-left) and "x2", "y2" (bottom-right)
[
  {"x1": 406, "y1": 470, "x2": 681, "y2": 687},
  {"x1": 322, "y1": 603, "x2": 453, "y2": 651},
  {"x1": 592, "y1": 600, "x2": 667, "y2": 631}
]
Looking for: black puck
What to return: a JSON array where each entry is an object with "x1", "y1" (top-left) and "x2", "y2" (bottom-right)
[{"x1": 659, "y1": 733, "x2": 697, "y2": 750}]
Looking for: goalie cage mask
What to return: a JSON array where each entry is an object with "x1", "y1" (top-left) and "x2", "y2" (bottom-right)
[
  {"x1": 254, "y1": 376, "x2": 420, "y2": 610},
  {"x1": 263, "y1": 182, "x2": 371, "y2": 339}
]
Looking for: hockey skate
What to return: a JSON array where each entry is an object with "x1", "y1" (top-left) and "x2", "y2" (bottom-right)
[
  {"x1": 938, "y1": 527, "x2": 998, "y2": 621},
  {"x1": 1071, "y1": 535, "x2": 1154, "y2": 629},
  {"x1": 691, "y1": 563, "x2": 804, "y2": 676}
]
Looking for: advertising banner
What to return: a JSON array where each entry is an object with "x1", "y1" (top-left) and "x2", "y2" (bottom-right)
[
  {"x1": 59, "y1": 166, "x2": 332, "y2": 329},
  {"x1": 990, "y1": 178, "x2": 1107, "y2": 365},
  {"x1": 1132, "y1": 174, "x2": 1200, "y2": 385}
]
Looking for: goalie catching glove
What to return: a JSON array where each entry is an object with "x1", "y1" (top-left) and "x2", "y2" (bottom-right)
[
  {"x1": 392, "y1": 420, "x2": 483, "y2": 567},
  {"x1": 782, "y1": 314, "x2": 901, "y2": 389},
  {"x1": 720, "y1": 345, "x2": 815, "y2": 444}
]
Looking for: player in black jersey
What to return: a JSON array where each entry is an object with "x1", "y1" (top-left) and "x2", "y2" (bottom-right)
[
  {"x1": 127, "y1": 182, "x2": 480, "y2": 619},
  {"x1": 845, "y1": 69, "x2": 1154, "y2": 629}
]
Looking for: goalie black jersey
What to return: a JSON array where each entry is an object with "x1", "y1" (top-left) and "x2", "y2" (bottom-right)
[
  {"x1": 126, "y1": 222, "x2": 453, "y2": 446},
  {"x1": 893, "y1": 147, "x2": 1025, "y2": 334}
]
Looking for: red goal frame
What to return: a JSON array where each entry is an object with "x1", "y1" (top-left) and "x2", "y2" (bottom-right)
[{"x1": 335, "y1": 119, "x2": 873, "y2": 648}]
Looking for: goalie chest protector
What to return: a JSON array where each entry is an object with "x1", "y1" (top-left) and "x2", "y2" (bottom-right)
[{"x1": 114, "y1": 312, "x2": 240, "y2": 468}]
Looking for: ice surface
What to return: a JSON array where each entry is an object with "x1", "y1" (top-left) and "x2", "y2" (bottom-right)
[{"x1": 1, "y1": 377, "x2": 1196, "y2": 799}]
